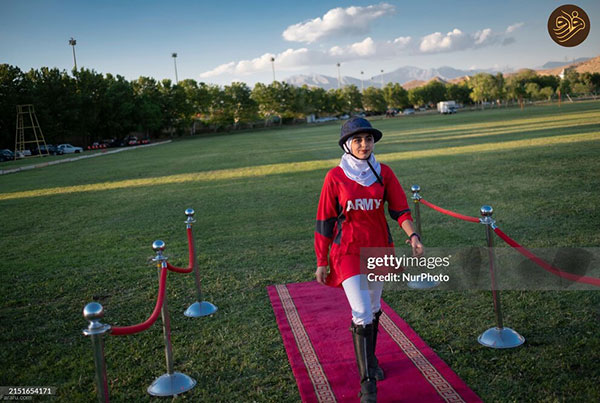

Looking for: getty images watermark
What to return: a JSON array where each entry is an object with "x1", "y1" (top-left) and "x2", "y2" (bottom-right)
[
  {"x1": 365, "y1": 254, "x2": 452, "y2": 283},
  {"x1": 359, "y1": 247, "x2": 600, "y2": 291}
]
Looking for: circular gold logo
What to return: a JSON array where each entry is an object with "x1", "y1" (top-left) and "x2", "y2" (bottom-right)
[{"x1": 548, "y1": 5, "x2": 590, "y2": 47}]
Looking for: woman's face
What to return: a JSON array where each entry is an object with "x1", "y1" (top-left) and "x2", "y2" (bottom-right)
[{"x1": 351, "y1": 133, "x2": 374, "y2": 159}]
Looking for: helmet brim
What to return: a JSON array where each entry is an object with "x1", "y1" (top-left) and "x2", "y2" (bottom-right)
[{"x1": 338, "y1": 127, "x2": 383, "y2": 148}]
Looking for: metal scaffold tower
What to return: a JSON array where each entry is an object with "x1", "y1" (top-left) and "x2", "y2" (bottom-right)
[{"x1": 15, "y1": 104, "x2": 47, "y2": 159}]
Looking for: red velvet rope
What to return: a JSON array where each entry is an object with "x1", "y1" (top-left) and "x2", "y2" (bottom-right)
[
  {"x1": 419, "y1": 198, "x2": 480, "y2": 223},
  {"x1": 165, "y1": 227, "x2": 195, "y2": 273},
  {"x1": 493, "y1": 227, "x2": 600, "y2": 287},
  {"x1": 111, "y1": 266, "x2": 168, "y2": 336}
]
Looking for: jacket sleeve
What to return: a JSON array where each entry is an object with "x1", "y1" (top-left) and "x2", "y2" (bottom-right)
[
  {"x1": 314, "y1": 171, "x2": 338, "y2": 267},
  {"x1": 384, "y1": 166, "x2": 413, "y2": 227}
]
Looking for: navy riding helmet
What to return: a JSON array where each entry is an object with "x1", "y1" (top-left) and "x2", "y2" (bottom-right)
[{"x1": 339, "y1": 117, "x2": 383, "y2": 149}]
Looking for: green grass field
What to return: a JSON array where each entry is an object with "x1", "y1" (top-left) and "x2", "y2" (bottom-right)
[{"x1": 1, "y1": 101, "x2": 599, "y2": 402}]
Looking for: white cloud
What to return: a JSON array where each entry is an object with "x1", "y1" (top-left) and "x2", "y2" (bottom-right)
[
  {"x1": 506, "y1": 22, "x2": 524, "y2": 33},
  {"x1": 200, "y1": 49, "x2": 324, "y2": 78},
  {"x1": 474, "y1": 28, "x2": 492, "y2": 45},
  {"x1": 282, "y1": 3, "x2": 395, "y2": 43},
  {"x1": 419, "y1": 29, "x2": 470, "y2": 53},
  {"x1": 199, "y1": 36, "x2": 411, "y2": 78},
  {"x1": 200, "y1": 23, "x2": 519, "y2": 78},
  {"x1": 418, "y1": 25, "x2": 517, "y2": 54}
]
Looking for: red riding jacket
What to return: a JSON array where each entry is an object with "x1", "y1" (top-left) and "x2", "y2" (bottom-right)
[{"x1": 314, "y1": 164, "x2": 413, "y2": 287}]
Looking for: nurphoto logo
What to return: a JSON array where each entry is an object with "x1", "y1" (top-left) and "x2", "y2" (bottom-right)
[{"x1": 548, "y1": 4, "x2": 591, "y2": 47}]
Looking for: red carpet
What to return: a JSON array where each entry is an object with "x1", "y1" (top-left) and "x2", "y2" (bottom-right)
[{"x1": 267, "y1": 281, "x2": 481, "y2": 403}]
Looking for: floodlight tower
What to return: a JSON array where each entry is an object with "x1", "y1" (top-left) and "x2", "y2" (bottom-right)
[
  {"x1": 172, "y1": 53, "x2": 179, "y2": 84},
  {"x1": 380, "y1": 69, "x2": 384, "y2": 89},
  {"x1": 69, "y1": 37, "x2": 77, "y2": 71},
  {"x1": 337, "y1": 63, "x2": 341, "y2": 90},
  {"x1": 360, "y1": 71, "x2": 364, "y2": 92},
  {"x1": 270, "y1": 57, "x2": 276, "y2": 82}
]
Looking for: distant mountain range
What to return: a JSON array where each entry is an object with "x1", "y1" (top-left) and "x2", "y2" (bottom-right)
[
  {"x1": 539, "y1": 57, "x2": 591, "y2": 69},
  {"x1": 284, "y1": 57, "x2": 596, "y2": 90},
  {"x1": 284, "y1": 65, "x2": 500, "y2": 91}
]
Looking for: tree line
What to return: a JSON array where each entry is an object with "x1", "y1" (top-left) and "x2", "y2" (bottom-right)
[{"x1": 1, "y1": 63, "x2": 599, "y2": 148}]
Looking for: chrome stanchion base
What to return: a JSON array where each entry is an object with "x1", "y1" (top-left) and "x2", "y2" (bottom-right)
[
  {"x1": 184, "y1": 301, "x2": 218, "y2": 317},
  {"x1": 147, "y1": 372, "x2": 196, "y2": 397},
  {"x1": 478, "y1": 327, "x2": 525, "y2": 349},
  {"x1": 407, "y1": 280, "x2": 440, "y2": 289}
]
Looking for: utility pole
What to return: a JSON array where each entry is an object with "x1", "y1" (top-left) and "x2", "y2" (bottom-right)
[{"x1": 337, "y1": 63, "x2": 341, "y2": 89}]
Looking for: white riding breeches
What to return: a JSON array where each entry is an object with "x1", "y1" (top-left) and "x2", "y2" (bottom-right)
[{"x1": 341, "y1": 274, "x2": 384, "y2": 326}]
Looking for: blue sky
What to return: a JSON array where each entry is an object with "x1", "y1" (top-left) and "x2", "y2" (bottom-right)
[{"x1": 1, "y1": 0, "x2": 599, "y2": 86}]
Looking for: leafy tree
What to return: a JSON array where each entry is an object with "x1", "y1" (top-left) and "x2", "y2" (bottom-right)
[
  {"x1": 132, "y1": 76, "x2": 163, "y2": 136},
  {"x1": 342, "y1": 85, "x2": 363, "y2": 113},
  {"x1": 289, "y1": 85, "x2": 309, "y2": 117},
  {"x1": 492, "y1": 73, "x2": 505, "y2": 104},
  {"x1": 383, "y1": 83, "x2": 409, "y2": 109},
  {"x1": 525, "y1": 82, "x2": 540, "y2": 100},
  {"x1": 224, "y1": 82, "x2": 258, "y2": 127},
  {"x1": 446, "y1": 83, "x2": 472, "y2": 105},
  {"x1": 579, "y1": 72, "x2": 600, "y2": 94},
  {"x1": 100, "y1": 73, "x2": 136, "y2": 140},
  {"x1": 362, "y1": 87, "x2": 386, "y2": 113},
  {"x1": 252, "y1": 82, "x2": 276, "y2": 125},
  {"x1": 420, "y1": 81, "x2": 447, "y2": 106},
  {"x1": 207, "y1": 85, "x2": 233, "y2": 129},
  {"x1": 24, "y1": 67, "x2": 79, "y2": 143},
  {"x1": 326, "y1": 89, "x2": 346, "y2": 115},
  {"x1": 571, "y1": 82, "x2": 589, "y2": 96},
  {"x1": 158, "y1": 79, "x2": 190, "y2": 134},
  {"x1": 505, "y1": 75, "x2": 527, "y2": 104},
  {"x1": 558, "y1": 78, "x2": 572, "y2": 96},
  {"x1": 74, "y1": 68, "x2": 108, "y2": 144},
  {"x1": 306, "y1": 86, "x2": 329, "y2": 116},
  {"x1": 588, "y1": 73, "x2": 600, "y2": 94},
  {"x1": 251, "y1": 81, "x2": 294, "y2": 125},
  {"x1": 532, "y1": 74, "x2": 559, "y2": 91},
  {"x1": 0, "y1": 64, "x2": 26, "y2": 148},
  {"x1": 469, "y1": 73, "x2": 497, "y2": 108},
  {"x1": 539, "y1": 86, "x2": 554, "y2": 100},
  {"x1": 408, "y1": 87, "x2": 425, "y2": 107}
]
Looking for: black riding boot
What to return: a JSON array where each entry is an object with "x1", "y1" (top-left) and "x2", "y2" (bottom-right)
[
  {"x1": 351, "y1": 322, "x2": 377, "y2": 403},
  {"x1": 372, "y1": 310, "x2": 385, "y2": 381}
]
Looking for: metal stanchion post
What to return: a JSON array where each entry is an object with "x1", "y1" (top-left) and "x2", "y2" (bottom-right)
[
  {"x1": 147, "y1": 240, "x2": 196, "y2": 396},
  {"x1": 82, "y1": 302, "x2": 111, "y2": 403},
  {"x1": 183, "y1": 208, "x2": 218, "y2": 318},
  {"x1": 411, "y1": 185, "x2": 422, "y2": 237},
  {"x1": 477, "y1": 205, "x2": 525, "y2": 348},
  {"x1": 407, "y1": 185, "x2": 439, "y2": 290}
]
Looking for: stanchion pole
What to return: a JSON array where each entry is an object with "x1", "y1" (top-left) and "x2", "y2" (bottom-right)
[
  {"x1": 411, "y1": 185, "x2": 422, "y2": 237},
  {"x1": 477, "y1": 205, "x2": 525, "y2": 348},
  {"x1": 82, "y1": 302, "x2": 111, "y2": 403},
  {"x1": 147, "y1": 240, "x2": 196, "y2": 397},
  {"x1": 407, "y1": 185, "x2": 438, "y2": 290},
  {"x1": 183, "y1": 208, "x2": 218, "y2": 318}
]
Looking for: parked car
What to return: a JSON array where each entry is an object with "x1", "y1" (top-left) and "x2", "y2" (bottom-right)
[
  {"x1": 315, "y1": 116, "x2": 338, "y2": 123},
  {"x1": 403, "y1": 108, "x2": 415, "y2": 115},
  {"x1": 0, "y1": 149, "x2": 15, "y2": 162},
  {"x1": 32, "y1": 144, "x2": 63, "y2": 155},
  {"x1": 57, "y1": 144, "x2": 83, "y2": 154},
  {"x1": 123, "y1": 136, "x2": 140, "y2": 146}
]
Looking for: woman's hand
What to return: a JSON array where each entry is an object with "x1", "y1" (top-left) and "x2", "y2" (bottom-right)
[
  {"x1": 315, "y1": 266, "x2": 329, "y2": 285},
  {"x1": 411, "y1": 237, "x2": 424, "y2": 257}
]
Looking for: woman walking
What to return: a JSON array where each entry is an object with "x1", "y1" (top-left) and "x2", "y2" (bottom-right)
[{"x1": 314, "y1": 117, "x2": 424, "y2": 402}]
